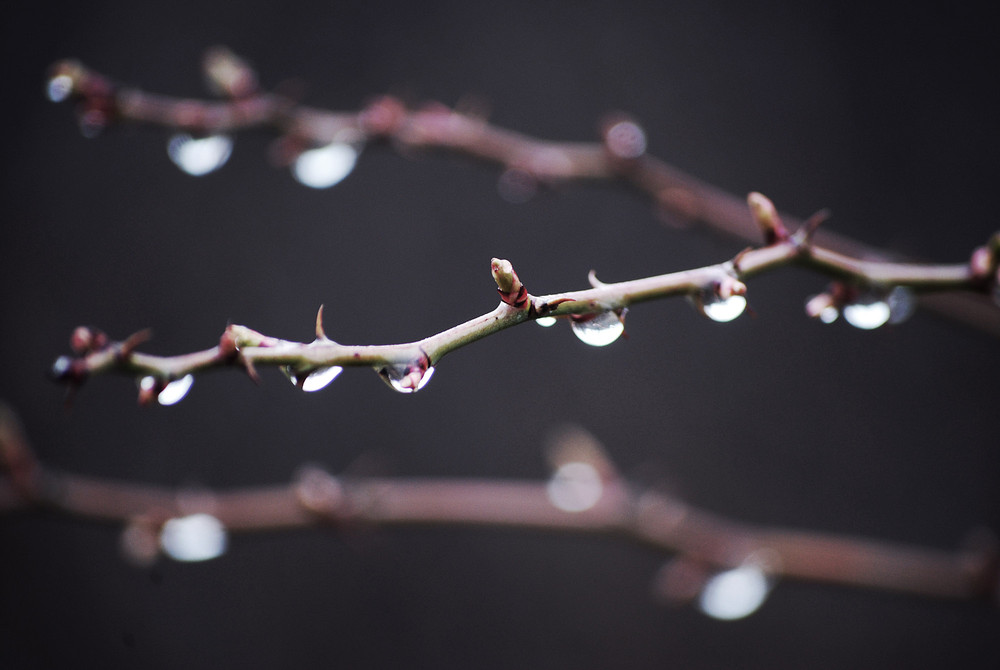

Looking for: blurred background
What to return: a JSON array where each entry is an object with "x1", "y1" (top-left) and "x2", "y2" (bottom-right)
[{"x1": 2, "y1": 1, "x2": 998, "y2": 668}]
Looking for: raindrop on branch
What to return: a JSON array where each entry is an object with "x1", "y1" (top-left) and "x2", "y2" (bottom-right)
[
  {"x1": 159, "y1": 513, "x2": 227, "y2": 562},
  {"x1": 379, "y1": 362, "x2": 435, "y2": 394},
  {"x1": 698, "y1": 563, "x2": 773, "y2": 620},
  {"x1": 692, "y1": 290, "x2": 747, "y2": 323},
  {"x1": 167, "y1": 133, "x2": 233, "y2": 176},
  {"x1": 292, "y1": 141, "x2": 359, "y2": 188},
  {"x1": 842, "y1": 295, "x2": 892, "y2": 330},
  {"x1": 138, "y1": 374, "x2": 195, "y2": 406},
  {"x1": 282, "y1": 365, "x2": 343, "y2": 392},
  {"x1": 47, "y1": 74, "x2": 74, "y2": 102},
  {"x1": 885, "y1": 286, "x2": 916, "y2": 324},
  {"x1": 546, "y1": 462, "x2": 603, "y2": 513},
  {"x1": 570, "y1": 311, "x2": 625, "y2": 347},
  {"x1": 535, "y1": 316, "x2": 557, "y2": 327}
]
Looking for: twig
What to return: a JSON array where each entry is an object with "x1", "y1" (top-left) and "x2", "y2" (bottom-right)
[
  {"x1": 1, "y1": 406, "x2": 994, "y2": 606},
  {"x1": 46, "y1": 50, "x2": 1000, "y2": 336},
  {"x1": 47, "y1": 230, "x2": 988, "y2": 400}
]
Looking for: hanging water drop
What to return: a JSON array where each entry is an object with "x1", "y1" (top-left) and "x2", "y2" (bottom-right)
[
  {"x1": 886, "y1": 286, "x2": 916, "y2": 324},
  {"x1": 842, "y1": 295, "x2": 892, "y2": 330},
  {"x1": 698, "y1": 563, "x2": 772, "y2": 620},
  {"x1": 693, "y1": 289, "x2": 747, "y2": 323},
  {"x1": 535, "y1": 316, "x2": 557, "y2": 327},
  {"x1": 47, "y1": 74, "x2": 74, "y2": 102},
  {"x1": 167, "y1": 133, "x2": 233, "y2": 176},
  {"x1": 570, "y1": 311, "x2": 625, "y2": 347},
  {"x1": 159, "y1": 513, "x2": 228, "y2": 562},
  {"x1": 546, "y1": 461, "x2": 603, "y2": 513},
  {"x1": 379, "y1": 362, "x2": 435, "y2": 394},
  {"x1": 157, "y1": 374, "x2": 194, "y2": 405},
  {"x1": 283, "y1": 365, "x2": 343, "y2": 392},
  {"x1": 292, "y1": 141, "x2": 359, "y2": 188}
]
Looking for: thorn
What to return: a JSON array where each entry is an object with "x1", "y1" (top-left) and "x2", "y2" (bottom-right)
[
  {"x1": 796, "y1": 208, "x2": 831, "y2": 246},
  {"x1": 119, "y1": 328, "x2": 153, "y2": 359},
  {"x1": 587, "y1": 270, "x2": 608, "y2": 288},
  {"x1": 243, "y1": 357, "x2": 262, "y2": 385},
  {"x1": 315, "y1": 304, "x2": 327, "y2": 340}
]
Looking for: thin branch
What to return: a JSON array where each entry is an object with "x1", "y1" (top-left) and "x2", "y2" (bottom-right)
[
  {"x1": 1, "y1": 406, "x2": 994, "y2": 605},
  {"x1": 46, "y1": 51, "x2": 1000, "y2": 336},
  {"x1": 48, "y1": 232, "x2": 987, "y2": 400}
]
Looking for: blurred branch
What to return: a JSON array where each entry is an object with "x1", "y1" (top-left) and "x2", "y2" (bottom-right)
[
  {"x1": 1, "y1": 406, "x2": 995, "y2": 607},
  {"x1": 47, "y1": 49, "x2": 1000, "y2": 337}
]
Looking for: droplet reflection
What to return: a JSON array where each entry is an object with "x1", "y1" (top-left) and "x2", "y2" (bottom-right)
[
  {"x1": 698, "y1": 563, "x2": 772, "y2": 620},
  {"x1": 547, "y1": 461, "x2": 603, "y2": 512},
  {"x1": 842, "y1": 297, "x2": 891, "y2": 330},
  {"x1": 156, "y1": 374, "x2": 194, "y2": 406},
  {"x1": 167, "y1": 133, "x2": 233, "y2": 176},
  {"x1": 379, "y1": 363, "x2": 435, "y2": 394},
  {"x1": 292, "y1": 142, "x2": 359, "y2": 188},
  {"x1": 696, "y1": 292, "x2": 747, "y2": 323},
  {"x1": 570, "y1": 311, "x2": 625, "y2": 347},
  {"x1": 283, "y1": 365, "x2": 343, "y2": 392},
  {"x1": 159, "y1": 513, "x2": 227, "y2": 562},
  {"x1": 47, "y1": 74, "x2": 74, "y2": 102}
]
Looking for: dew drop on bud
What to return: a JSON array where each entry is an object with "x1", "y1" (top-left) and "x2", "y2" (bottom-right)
[
  {"x1": 379, "y1": 362, "x2": 435, "y2": 394},
  {"x1": 167, "y1": 133, "x2": 233, "y2": 176},
  {"x1": 535, "y1": 316, "x2": 557, "y2": 327},
  {"x1": 283, "y1": 365, "x2": 343, "y2": 392},
  {"x1": 157, "y1": 375, "x2": 194, "y2": 405},
  {"x1": 698, "y1": 563, "x2": 773, "y2": 621},
  {"x1": 47, "y1": 74, "x2": 74, "y2": 102},
  {"x1": 159, "y1": 513, "x2": 227, "y2": 562},
  {"x1": 842, "y1": 296, "x2": 892, "y2": 330},
  {"x1": 292, "y1": 141, "x2": 359, "y2": 188},
  {"x1": 693, "y1": 290, "x2": 747, "y2": 323},
  {"x1": 570, "y1": 311, "x2": 625, "y2": 347}
]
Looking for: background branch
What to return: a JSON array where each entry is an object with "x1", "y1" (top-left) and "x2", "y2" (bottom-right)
[{"x1": 2, "y1": 405, "x2": 994, "y2": 606}]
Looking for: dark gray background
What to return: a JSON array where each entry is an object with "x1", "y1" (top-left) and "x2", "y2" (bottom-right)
[{"x1": 2, "y1": 1, "x2": 998, "y2": 668}]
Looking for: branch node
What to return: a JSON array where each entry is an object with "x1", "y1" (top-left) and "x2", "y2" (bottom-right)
[
  {"x1": 202, "y1": 46, "x2": 258, "y2": 99},
  {"x1": 295, "y1": 466, "x2": 345, "y2": 518}
]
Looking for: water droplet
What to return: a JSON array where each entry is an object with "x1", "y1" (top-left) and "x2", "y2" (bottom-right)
[
  {"x1": 159, "y1": 513, "x2": 227, "y2": 562},
  {"x1": 819, "y1": 306, "x2": 839, "y2": 324},
  {"x1": 842, "y1": 296, "x2": 892, "y2": 330},
  {"x1": 547, "y1": 461, "x2": 603, "y2": 512},
  {"x1": 283, "y1": 365, "x2": 343, "y2": 392},
  {"x1": 535, "y1": 316, "x2": 557, "y2": 327},
  {"x1": 157, "y1": 374, "x2": 194, "y2": 405},
  {"x1": 292, "y1": 141, "x2": 359, "y2": 188},
  {"x1": 167, "y1": 133, "x2": 233, "y2": 176},
  {"x1": 379, "y1": 362, "x2": 435, "y2": 393},
  {"x1": 698, "y1": 563, "x2": 772, "y2": 620},
  {"x1": 570, "y1": 311, "x2": 624, "y2": 347},
  {"x1": 47, "y1": 74, "x2": 74, "y2": 102},
  {"x1": 694, "y1": 291, "x2": 747, "y2": 323},
  {"x1": 886, "y1": 286, "x2": 916, "y2": 324}
]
